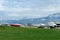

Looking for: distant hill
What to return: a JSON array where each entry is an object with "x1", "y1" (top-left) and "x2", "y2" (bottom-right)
[{"x1": 2, "y1": 13, "x2": 60, "y2": 24}]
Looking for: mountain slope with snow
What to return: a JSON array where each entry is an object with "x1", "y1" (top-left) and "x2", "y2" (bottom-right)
[{"x1": 1, "y1": 13, "x2": 60, "y2": 24}]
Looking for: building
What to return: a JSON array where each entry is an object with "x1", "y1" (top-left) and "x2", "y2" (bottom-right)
[
  {"x1": 56, "y1": 24, "x2": 60, "y2": 27},
  {"x1": 48, "y1": 21, "x2": 60, "y2": 28},
  {"x1": 10, "y1": 24, "x2": 21, "y2": 27}
]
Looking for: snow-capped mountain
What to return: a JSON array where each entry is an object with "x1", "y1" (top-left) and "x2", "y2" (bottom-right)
[
  {"x1": 1, "y1": 13, "x2": 60, "y2": 24},
  {"x1": 21, "y1": 13, "x2": 60, "y2": 24}
]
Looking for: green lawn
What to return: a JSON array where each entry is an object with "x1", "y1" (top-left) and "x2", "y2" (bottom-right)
[{"x1": 0, "y1": 26, "x2": 60, "y2": 40}]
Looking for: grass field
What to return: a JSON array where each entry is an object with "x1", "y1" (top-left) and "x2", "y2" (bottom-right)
[{"x1": 0, "y1": 26, "x2": 60, "y2": 40}]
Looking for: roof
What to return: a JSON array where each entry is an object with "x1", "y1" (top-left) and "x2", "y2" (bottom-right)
[{"x1": 11, "y1": 24, "x2": 21, "y2": 25}]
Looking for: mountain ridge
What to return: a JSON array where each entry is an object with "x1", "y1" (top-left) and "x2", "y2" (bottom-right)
[{"x1": 1, "y1": 13, "x2": 60, "y2": 24}]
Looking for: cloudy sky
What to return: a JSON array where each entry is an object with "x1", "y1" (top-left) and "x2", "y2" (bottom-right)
[{"x1": 0, "y1": 0, "x2": 60, "y2": 20}]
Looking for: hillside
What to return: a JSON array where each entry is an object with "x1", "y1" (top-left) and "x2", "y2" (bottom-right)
[{"x1": 4, "y1": 13, "x2": 60, "y2": 24}]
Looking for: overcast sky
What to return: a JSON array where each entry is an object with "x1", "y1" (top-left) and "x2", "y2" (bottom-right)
[{"x1": 0, "y1": 0, "x2": 60, "y2": 20}]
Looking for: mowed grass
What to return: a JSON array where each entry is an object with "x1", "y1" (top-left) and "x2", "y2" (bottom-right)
[{"x1": 0, "y1": 26, "x2": 60, "y2": 40}]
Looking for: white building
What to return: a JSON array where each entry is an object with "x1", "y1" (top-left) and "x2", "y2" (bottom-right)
[{"x1": 48, "y1": 22, "x2": 56, "y2": 27}]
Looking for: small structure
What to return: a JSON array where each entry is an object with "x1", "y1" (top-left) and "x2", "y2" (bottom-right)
[
  {"x1": 48, "y1": 22, "x2": 56, "y2": 28},
  {"x1": 56, "y1": 24, "x2": 60, "y2": 27},
  {"x1": 10, "y1": 24, "x2": 21, "y2": 27},
  {"x1": 32, "y1": 23, "x2": 40, "y2": 27},
  {"x1": 0, "y1": 23, "x2": 10, "y2": 26},
  {"x1": 27, "y1": 23, "x2": 32, "y2": 27},
  {"x1": 38, "y1": 23, "x2": 46, "y2": 28}
]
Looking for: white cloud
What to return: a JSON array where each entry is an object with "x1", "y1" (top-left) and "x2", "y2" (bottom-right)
[
  {"x1": 0, "y1": 0, "x2": 32, "y2": 12},
  {"x1": 0, "y1": 4, "x2": 4, "y2": 11},
  {"x1": 3, "y1": 7, "x2": 32, "y2": 12},
  {"x1": 0, "y1": 0, "x2": 5, "y2": 11},
  {"x1": 0, "y1": 0, "x2": 60, "y2": 20},
  {"x1": 7, "y1": 13, "x2": 19, "y2": 17},
  {"x1": 43, "y1": 5, "x2": 60, "y2": 13}
]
